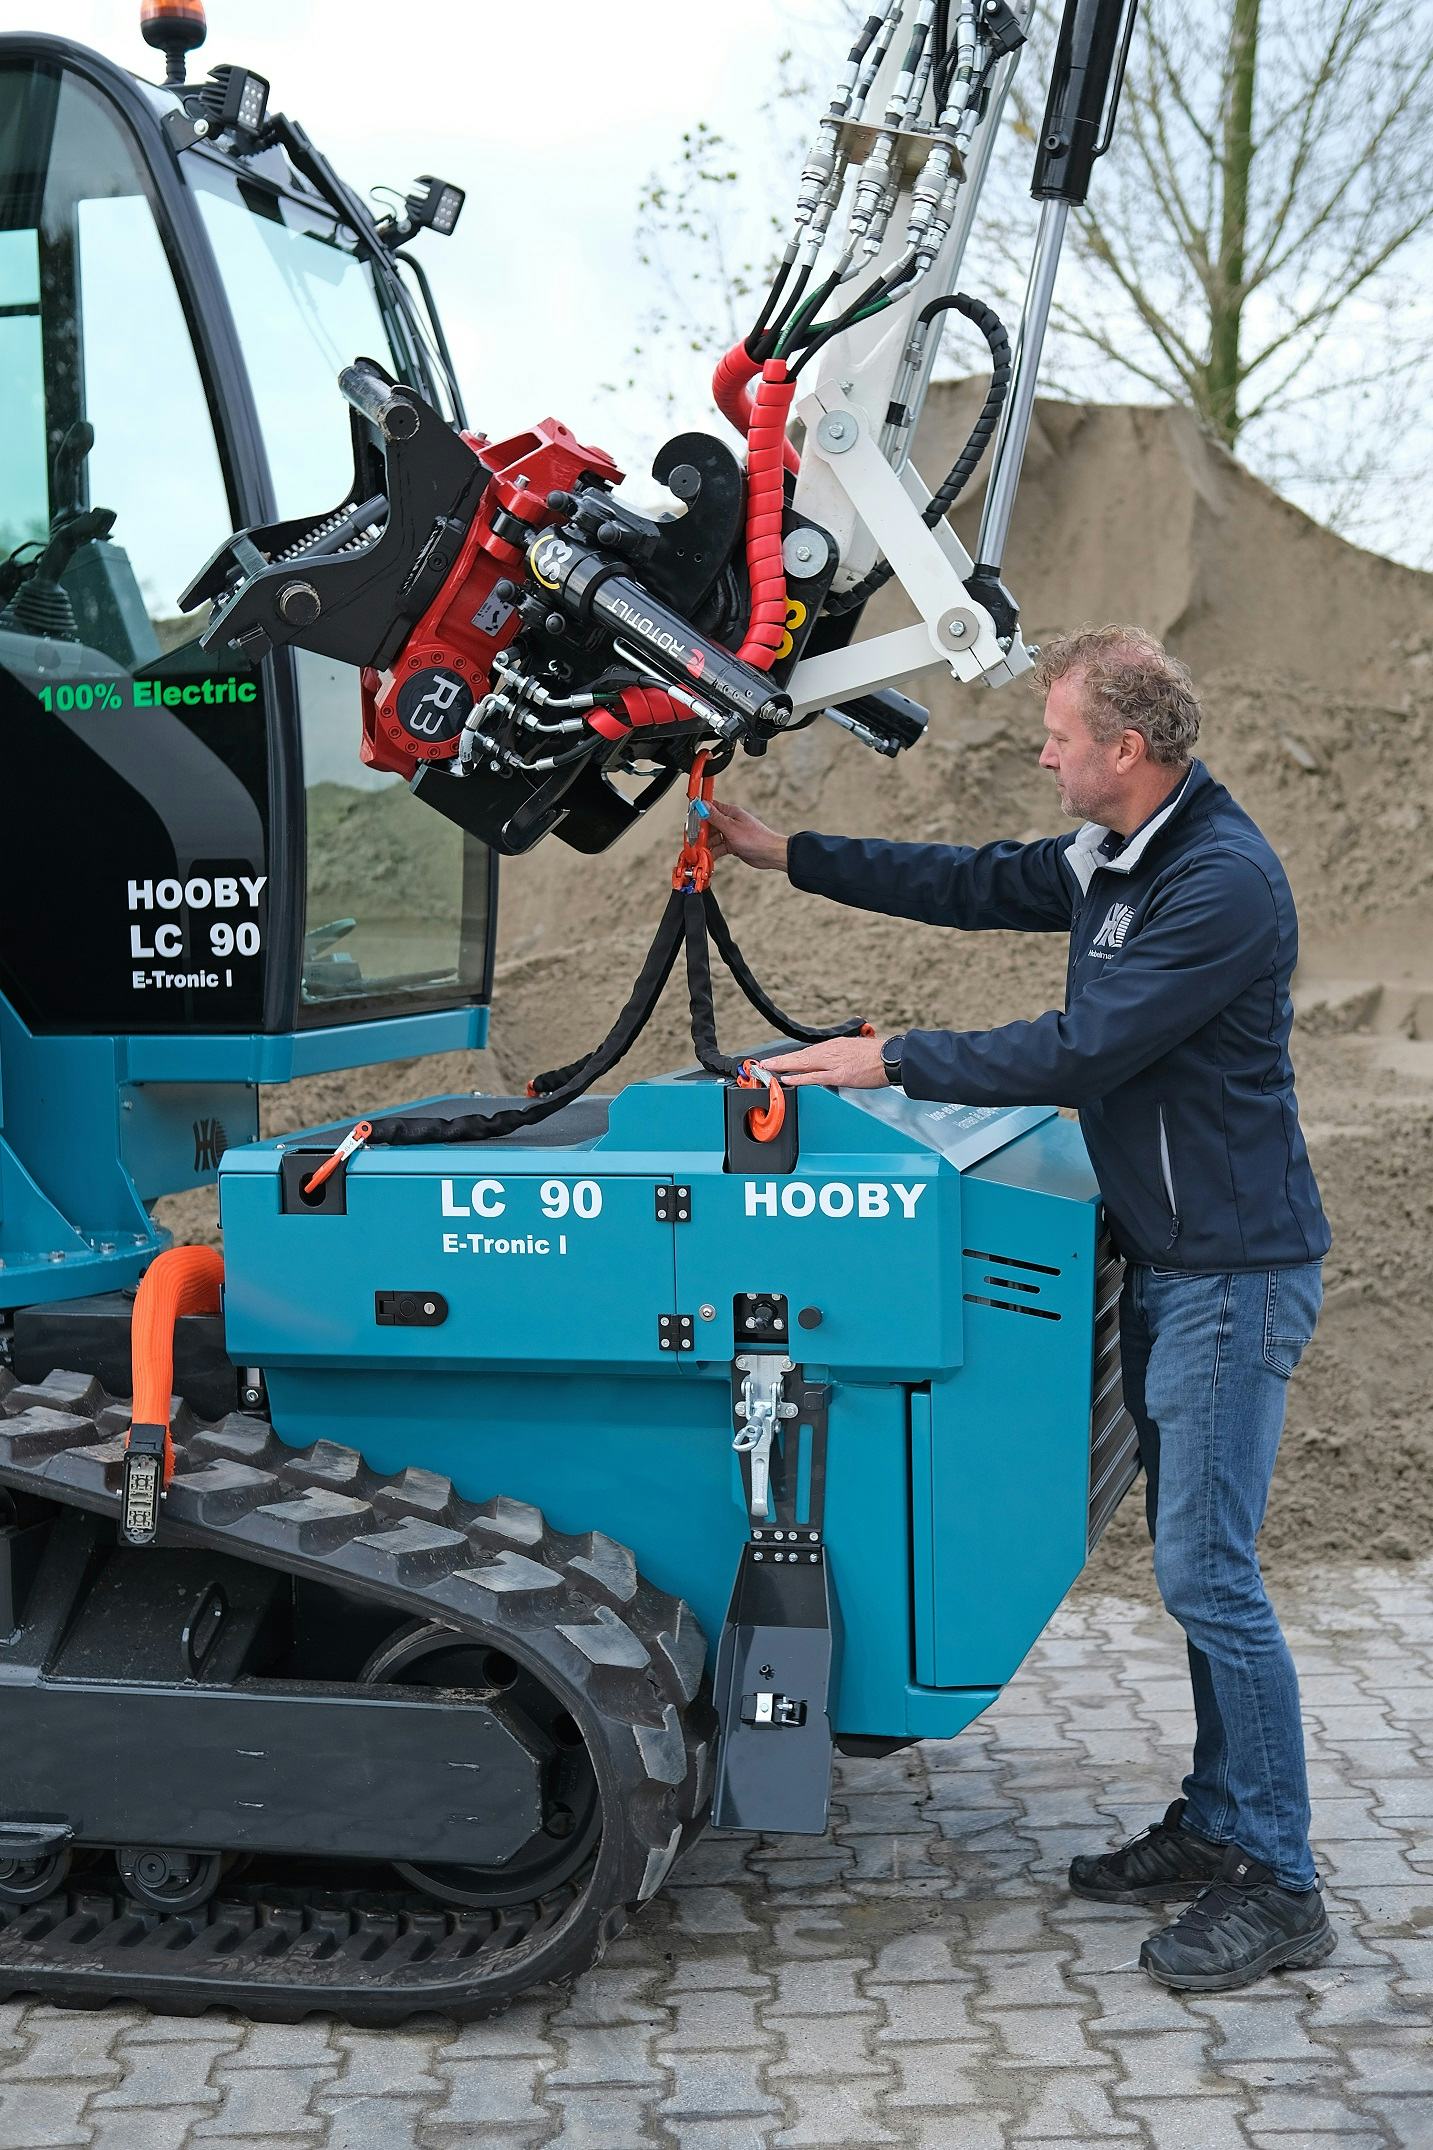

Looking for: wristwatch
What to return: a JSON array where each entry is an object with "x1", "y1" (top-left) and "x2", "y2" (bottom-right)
[{"x1": 881, "y1": 1032, "x2": 907, "y2": 1087}]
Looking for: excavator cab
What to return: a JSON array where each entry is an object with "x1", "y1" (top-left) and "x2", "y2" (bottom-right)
[{"x1": 0, "y1": 24, "x2": 493, "y2": 1298}]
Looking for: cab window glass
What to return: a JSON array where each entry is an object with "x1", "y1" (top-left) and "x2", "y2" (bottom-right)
[
  {"x1": 0, "y1": 64, "x2": 231, "y2": 662},
  {"x1": 193, "y1": 177, "x2": 399, "y2": 518},
  {"x1": 0, "y1": 228, "x2": 47, "y2": 558},
  {"x1": 295, "y1": 649, "x2": 490, "y2": 1015}
]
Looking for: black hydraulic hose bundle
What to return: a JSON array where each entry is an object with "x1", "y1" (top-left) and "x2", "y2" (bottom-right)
[
  {"x1": 364, "y1": 888, "x2": 866, "y2": 1149},
  {"x1": 825, "y1": 292, "x2": 1012, "y2": 618}
]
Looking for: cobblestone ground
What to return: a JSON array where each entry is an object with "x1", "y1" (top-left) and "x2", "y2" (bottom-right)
[{"x1": 1, "y1": 1562, "x2": 1430, "y2": 2150}]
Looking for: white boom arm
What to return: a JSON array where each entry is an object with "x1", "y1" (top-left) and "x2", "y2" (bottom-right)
[{"x1": 764, "y1": 0, "x2": 1133, "y2": 735}]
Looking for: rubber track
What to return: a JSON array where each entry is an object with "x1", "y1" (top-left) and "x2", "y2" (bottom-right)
[{"x1": 0, "y1": 1369, "x2": 716, "y2": 2023}]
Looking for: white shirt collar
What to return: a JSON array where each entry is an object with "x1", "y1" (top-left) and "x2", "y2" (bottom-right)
[{"x1": 1063, "y1": 767, "x2": 1195, "y2": 894}]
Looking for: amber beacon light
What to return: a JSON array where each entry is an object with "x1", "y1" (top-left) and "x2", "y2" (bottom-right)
[{"x1": 140, "y1": 0, "x2": 208, "y2": 85}]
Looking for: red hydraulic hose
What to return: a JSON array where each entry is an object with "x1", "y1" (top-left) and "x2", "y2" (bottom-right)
[
  {"x1": 735, "y1": 358, "x2": 797, "y2": 672},
  {"x1": 712, "y1": 341, "x2": 800, "y2": 477}
]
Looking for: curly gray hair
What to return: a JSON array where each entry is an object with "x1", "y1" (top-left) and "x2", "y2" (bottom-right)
[{"x1": 1032, "y1": 624, "x2": 1201, "y2": 768}]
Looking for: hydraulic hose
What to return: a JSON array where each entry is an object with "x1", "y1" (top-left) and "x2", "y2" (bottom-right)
[
  {"x1": 712, "y1": 343, "x2": 801, "y2": 477},
  {"x1": 735, "y1": 359, "x2": 798, "y2": 671},
  {"x1": 825, "y1": 292, "x2": 1011, "y2": 617},
  {"x1": 129, "y1": 1245, "x2": 226, "y2": 1483}
]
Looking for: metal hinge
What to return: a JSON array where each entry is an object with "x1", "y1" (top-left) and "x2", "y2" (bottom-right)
[
  {"x1": 658, "y1": 1314, "x2": 694, "y2": 1352},
  {"x1": 655, "y1": 1183, "x2": 692, "y2": 1224}
]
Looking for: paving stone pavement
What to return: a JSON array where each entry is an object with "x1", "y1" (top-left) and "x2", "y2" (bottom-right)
[{"x1": 2, "y1": 1562, "x2": 1431, "y2": 2150}]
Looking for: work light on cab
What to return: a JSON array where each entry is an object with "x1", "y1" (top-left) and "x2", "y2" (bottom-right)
[{"x1": 407, "y1": 174, "x2": 465, "y2": 236}]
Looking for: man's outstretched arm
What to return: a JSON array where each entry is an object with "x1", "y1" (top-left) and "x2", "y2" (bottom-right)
[
  {"x1": 707, "y1": 799, "x2": 1076, "y2": 934},
  {"x1": 771, "y1": 854, "x2": 1278, "y2": 1102}
]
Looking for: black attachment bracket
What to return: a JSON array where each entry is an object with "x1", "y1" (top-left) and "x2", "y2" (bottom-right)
[
  {"x1": 712, "y1": 1536, "x2": 839, "y2": 1833},
  {"x1": 725, "y1": 1080, "x2": 799, "y2": 1174},
  {"x1": 279, "y1": 1150, "x2": 348, "y2": 1216},
  {"x1": 655, "y1": 1183, "x2": 692, "y2": 1224}
]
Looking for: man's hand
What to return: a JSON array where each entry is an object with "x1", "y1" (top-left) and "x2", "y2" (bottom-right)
[
  {"x1": 707, "y1": 799, "x2": 789, "y2": 872},
  {"x1": 763, "y1": 1034, "x2": 890, "y2": 1089}
]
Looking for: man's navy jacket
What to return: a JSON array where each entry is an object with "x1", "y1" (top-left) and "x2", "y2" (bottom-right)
[{"x1": 788, "y1": 759, "x2": 1330, "y2": 1272}]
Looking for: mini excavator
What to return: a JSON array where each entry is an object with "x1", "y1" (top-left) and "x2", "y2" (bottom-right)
[{"x1": 0, "y1": 0, "x2": 1139, "y2": 2017}]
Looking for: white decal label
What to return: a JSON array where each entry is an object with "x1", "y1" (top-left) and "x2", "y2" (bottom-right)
[
  {"x1": 745, "y1": 1180, "x2": 926, "y2": 1220},
  {"x1": 126, "y1": 872, "x2": 266, "y2": 993},
  {"x1": 438, "y1": 1177, "x2": 603, "y2": 1257}
]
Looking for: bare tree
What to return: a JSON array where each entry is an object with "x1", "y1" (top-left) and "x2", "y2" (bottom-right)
[
  {"x1": 1003, "y1": 0, "x2": 1433, "y2": 469},
  {"x1": 603, "y1": 120, "x2": 779, "y2": 422},
  {"x1": 601, "y1": 38, "x2": 832, "y2": 424}
]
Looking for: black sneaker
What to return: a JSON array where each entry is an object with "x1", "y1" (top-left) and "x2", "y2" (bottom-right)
[
  {"x1": 1068, "y1": 1799, "x2": 1226, "y2": 1904},
  {"x1": 1140, "y1": 1845, "x2": 1335, "y2": 1992}
]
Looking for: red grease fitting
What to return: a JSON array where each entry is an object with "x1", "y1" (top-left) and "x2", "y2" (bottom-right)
[
  {"x1": 738, "y1": 1058, "x2": 787, "y2": 1143},
  {"x1": 713, "y1": 343, "x2": 800, "y2": 477},
  {"x1": 129, "y1": 1244, "x2": 225, "y2": 1485}
]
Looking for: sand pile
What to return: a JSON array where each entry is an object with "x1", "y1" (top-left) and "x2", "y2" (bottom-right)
[{"x1": 181, "y1": 390, "x2": 1433, "y2": 1599}]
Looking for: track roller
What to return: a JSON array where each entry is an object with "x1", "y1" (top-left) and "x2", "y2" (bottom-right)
[{"x1": 116, "y1": 1848, "x2": 225, "y2": 1915}]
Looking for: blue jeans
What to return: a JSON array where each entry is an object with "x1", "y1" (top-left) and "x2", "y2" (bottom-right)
[{"x1": 1119, "y1": 1261, "x2": 1324, "y2": 1891}]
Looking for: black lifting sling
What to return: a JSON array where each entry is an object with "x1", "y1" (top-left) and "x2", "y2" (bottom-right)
[{"x1": 364, "y1": 886, "x2": 867, "y2": 1150}]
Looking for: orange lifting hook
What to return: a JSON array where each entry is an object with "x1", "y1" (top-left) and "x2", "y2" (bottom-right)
[
  {"x1": 671, "y1": 751, "x2": 716, "y2": 893},
  {"x1": 738, "y1": 1058, "x2": 786, "y2": 1143}
]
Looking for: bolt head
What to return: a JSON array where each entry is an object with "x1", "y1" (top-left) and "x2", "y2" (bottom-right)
[{"x1": 699, "y1": 1303, "x2": 716, "y2": 1321}]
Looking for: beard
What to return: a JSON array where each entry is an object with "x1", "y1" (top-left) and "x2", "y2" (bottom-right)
[{"x1": 1056, "y1": 776, "x2": 1114, "y2": 822}]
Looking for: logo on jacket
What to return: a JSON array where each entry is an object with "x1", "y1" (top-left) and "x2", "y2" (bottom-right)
[{"x1": 1091, "y1": 901, "x2": 1135, "y2": 953}]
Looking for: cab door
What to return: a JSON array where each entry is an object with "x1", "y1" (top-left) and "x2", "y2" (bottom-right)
[{"x1": 0, "y1": 49, "x2": 277, "y2": 1037}]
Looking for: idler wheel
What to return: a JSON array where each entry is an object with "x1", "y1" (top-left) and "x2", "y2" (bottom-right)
[{"x1": 361, "y1": 1620, "x2": 603, "y2": 1912}]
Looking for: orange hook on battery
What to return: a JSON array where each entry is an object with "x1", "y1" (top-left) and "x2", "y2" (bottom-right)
[{"x1": 738, "y1": 1059, "x2": 786, "y2": 1142}]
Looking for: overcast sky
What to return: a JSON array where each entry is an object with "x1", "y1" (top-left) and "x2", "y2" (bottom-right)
[
  {"x1": 10, "y1": 0, "x2": 810, "y2": 478},
  {"x1": 8, "y1": 1, "x2": 1428, "y2": 571}
]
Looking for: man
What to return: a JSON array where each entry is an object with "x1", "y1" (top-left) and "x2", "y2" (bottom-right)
[{"x1": 707, "y1": 623, "x2": 1333, "y2": 1994}]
